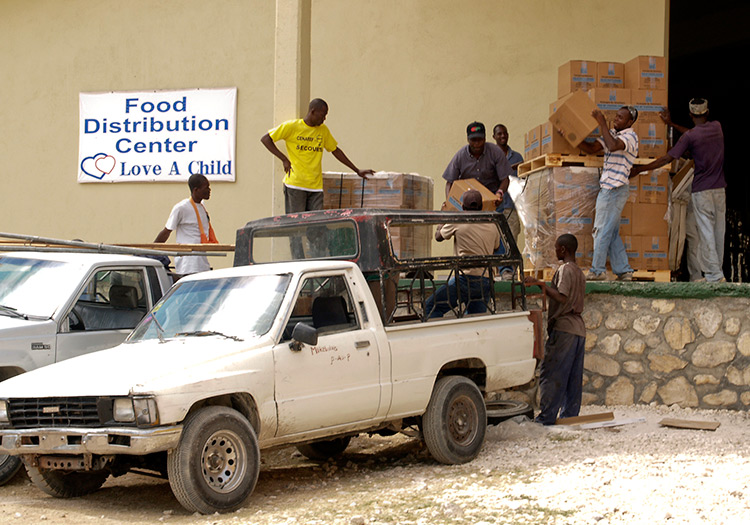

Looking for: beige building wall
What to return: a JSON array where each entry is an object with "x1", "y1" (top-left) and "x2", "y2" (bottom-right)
[{"x1": 1, "y1": 0, "x2": 667, "y2": 268}]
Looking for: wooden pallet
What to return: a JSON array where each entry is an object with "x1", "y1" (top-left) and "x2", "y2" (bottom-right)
[
  {"x1": 517, "y1": 154, "x2": 676, "y2": 178},
  {"x1": 632, "y1": 270, "x2": 671, "y2": 282}
]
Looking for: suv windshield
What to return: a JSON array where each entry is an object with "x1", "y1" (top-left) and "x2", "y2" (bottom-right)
[
  {"x1": 128, "y1": 274, "x2": 291, "y2": 342},
  {"x1": 0, "y1": 256, "x2": 84, "y2": 319}
]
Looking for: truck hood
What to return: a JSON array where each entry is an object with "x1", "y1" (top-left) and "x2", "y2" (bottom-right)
[
  {"x1": 0, "y1": 314, "x2": 45, "y2": 333},
  {"x1": 0, "y1": 335, "x2": 271, "y2": 398}
]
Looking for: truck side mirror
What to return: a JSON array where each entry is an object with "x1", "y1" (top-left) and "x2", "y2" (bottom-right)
[{"x1": 289, "y1": 322, "x2": 318, "y2": 352}]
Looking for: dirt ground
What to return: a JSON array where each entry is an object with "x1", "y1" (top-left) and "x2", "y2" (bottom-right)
[{"x1": 1, "y1": 404, "x2": 749, "y2": 524}]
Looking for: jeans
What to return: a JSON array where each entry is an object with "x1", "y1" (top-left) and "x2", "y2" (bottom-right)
[
  {"x1": 591, "y1": 184, "x2": 632, "y2": 276},
  {"x1": 535, "y1": 329, "x2": 585, "y2": 425},
  {"x1": 690, "y1": 188, "x2": 726, "y2": 282},
  {"x1": 424, "y1": 275, "x2": 492, "y2": 318},
  {"x1": 684, "y1": 197, "x2": 703, "y2": 281}
]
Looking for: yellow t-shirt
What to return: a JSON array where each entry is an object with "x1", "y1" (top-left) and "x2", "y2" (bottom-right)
[{"x1": 268, "y1": 119, "x2": 338, "y2": 191}]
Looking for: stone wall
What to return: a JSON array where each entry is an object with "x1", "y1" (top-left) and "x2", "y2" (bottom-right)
[{"x1": 521, "y1": 282, "x2": 750, "y2": 410}]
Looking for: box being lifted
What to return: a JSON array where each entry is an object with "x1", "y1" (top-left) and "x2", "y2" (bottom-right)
[{"x1": 549, "y1": 90, "x2": 599, "y2": 148}]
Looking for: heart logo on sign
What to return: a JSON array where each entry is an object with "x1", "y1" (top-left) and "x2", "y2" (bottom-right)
[{"x1": 81, "y1": 153, "x2": 116, "y2": 180}]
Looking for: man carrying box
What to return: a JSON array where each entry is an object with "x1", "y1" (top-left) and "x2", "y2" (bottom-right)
[
  {"x1": 577, "y1": 106, "x2": 639, "y2": 281},
  {"x1": 630, "y1": 98, "x2": 727, "y2": 282},
  {"x1": 443, "y1": 121, "x2": 512, "y2": 205}
]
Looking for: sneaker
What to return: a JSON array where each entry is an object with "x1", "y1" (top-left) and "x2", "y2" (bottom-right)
[
  {"x1": 617, "y1": 272, "x2": 633, "y2": 281},
  {"x1": 586, "y1": 270, "x2": 606, "y2": 281},
  {"x1": 500, "y1": 269, "x2": 515, "y2": 281}
]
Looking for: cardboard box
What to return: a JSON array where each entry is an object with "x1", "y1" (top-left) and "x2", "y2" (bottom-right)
[
  {"x1": 635, "y1": 121, "x2": 668, "y2": 158},
  {"x1": 445, "y1": 178, "x2": 498, "y2": 212},
  {"x1": 549, "y1": 90, "x2": 599, "y2": 148},
  {"x1": 550, "y1": 167, "x2": 600, "y2": 201},
  {"x1": 540, "y1": 121, "x2": 579, "y2": 155},
  {"x1": 323, "y1": 172, "x2": 354, "y2": 209},
  {"x1": 621, "y1": 235, "x2": 641, "y2": 267},
  {"x1": 632, "y1": 89, "x2": 668, "y2": 124},
  {"x1": 631, "y1": 202, "x2": 668, "y2": 236},
  {"x1": 549, "y1": 92, "x2": 575, "y2": 117},
  {"x1": 597, "y1": 62, "x2": 625, "y2": 88},
  {"x1": 625, "y1": 56, "x2": 667, "y2": 90},
  {"x1": 587, "y1": 88, "x2": 632, "y2": 130},
  {"x1": 638, "y1": 168, "x2": 669, "y2": 204},
  {"x1": 640, "y1": 235, "x2": 670, "y2": 270},
  {"x1": 558, "y1": 60, "x2": 597, "y2": 98},
  {"x1": 619, "y1": 201, "x2": 633, "y2": 235},
  {"x1": 625, "y1": 178, "x2": 639, "y2": 203},
  {"x1": 524, "y1": 125, "x2": 542, "y2": 160}
]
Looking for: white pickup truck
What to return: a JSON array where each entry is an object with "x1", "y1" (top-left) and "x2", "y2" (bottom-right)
[
  {"x1": 0, "y1": 211, "x2": 538, "y2": 514},
  {"x1": 0, "y1": 251, "x2": 173, "y2": 483}
]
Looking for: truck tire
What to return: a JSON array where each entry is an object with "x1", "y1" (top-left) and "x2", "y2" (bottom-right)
[
  {"x1": 422, "y1": 376, "x2": 487, "y2": 465},
  {"x1": 486, "y1": 399, "x2": 534, "y2": 425},
  {"x1": 296, "y1": 436, "x2": 351, "y2": 461},
  {"x1": 0, "y1": 454, "x2": 22, "y2": 485},
  {"x1": 24, "y1": 463, "x2": 108, "y2": 498},
  {"x1": 167, "y1": 406, "x2": 260, "y2": 514}
]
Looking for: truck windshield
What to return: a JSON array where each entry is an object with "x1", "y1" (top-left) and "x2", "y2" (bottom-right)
[
  {"x1": 0, "y1": 256, "x2": 84, "y2": 319},
  {"x1": 128, "y1": 274, "x2": 291, "y2": 342}
]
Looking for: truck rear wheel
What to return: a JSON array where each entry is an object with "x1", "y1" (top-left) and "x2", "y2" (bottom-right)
[
  {"x1": 296, "y1": 436, "x2": 351, "y2": 461},
  {"x1": 24, "y1": 463, "x2": 108, "y2": 497},
  {"x1": 167, "y1": 406, "x2": 260, "y2": 514},
  {"x1": 0, "y1": 454, "x2": 22, "y2": 485},
  {"x1": 422, "y1": 376, "x2": 487, "y2": 465}
]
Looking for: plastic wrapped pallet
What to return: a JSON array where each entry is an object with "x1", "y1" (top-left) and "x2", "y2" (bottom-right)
[
  {"x1": 323, "y1": 172, "x2": 433, "y2": 211},
  {"x1": 514, "y1": 167, "x2": 600, "y2": 270}
]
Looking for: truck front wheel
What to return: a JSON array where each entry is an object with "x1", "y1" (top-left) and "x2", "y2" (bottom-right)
[
  {"x1": 24, "y1": 463, "x2": 108, "y2": 497},
  {"x1": 0, "y1": 454, "x2": 23, "y2": 485},
  {"x1": 422, "y1": 376, "x2": 487, "y2": 465},
  {"x1": 167, "y1": 406, "x2": 260, "y2": 514}
]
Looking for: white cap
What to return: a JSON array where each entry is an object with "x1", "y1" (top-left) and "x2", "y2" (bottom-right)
[{"x1": 689, "y1": 98, "x2": 708, "y2": 115}]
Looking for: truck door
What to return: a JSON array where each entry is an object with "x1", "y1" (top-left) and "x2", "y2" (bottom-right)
[
  {"x1": 56, "y1": 268, "x2": 151, "y2": 362},
  {"x1": 273, "y1": 271, "x2": 381, "y2": 436}
]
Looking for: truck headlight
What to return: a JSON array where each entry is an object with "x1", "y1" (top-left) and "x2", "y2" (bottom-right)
[
  {"x1": 0, "y1": 400, "x2": 8, "y2": 423},
  {"x1": 133, "y1": 396, "x2": 159, "y2": 427},
  {"x1": 113, "y1": 398, "x2": 136, "y2": 422}
]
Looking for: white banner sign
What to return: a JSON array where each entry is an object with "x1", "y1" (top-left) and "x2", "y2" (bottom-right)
[{"x1": 78, "y1": 88, "x2": 236, "y2": 183}]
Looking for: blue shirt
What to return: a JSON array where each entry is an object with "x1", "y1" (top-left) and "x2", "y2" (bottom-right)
[
  {"x1": 442, "y1": 142, "x2": 511, "y2": 194},
  {"x1": 501, "y1": 146, "x2": 524, "y2": 209}
]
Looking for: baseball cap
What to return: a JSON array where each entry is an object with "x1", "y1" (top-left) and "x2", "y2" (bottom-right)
[
  {"x1": 689, "y1": 98, "x2": 709, "y2": 115},
  {"x1": 461, "y1": 189, "x2": 483, "y2": 211},
  {"x1": 466, "y1": 122, "x2": 486, "y2": 139}
]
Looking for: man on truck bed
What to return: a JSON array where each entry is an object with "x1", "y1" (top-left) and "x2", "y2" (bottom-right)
[
  {"x1": 424, "y1": 189, "x2": 500, "y2": 317},
  {"x1": 260, "y1": 98, "x2": 374, "y2": 213}
]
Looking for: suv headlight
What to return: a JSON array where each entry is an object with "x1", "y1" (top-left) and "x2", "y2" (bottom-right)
[
  {"x1": 113, "y1": 396, "x2": 159, "y2": 426},
  {"x1": 0, "y1": 400, "x2": 8, "y2": 423}
]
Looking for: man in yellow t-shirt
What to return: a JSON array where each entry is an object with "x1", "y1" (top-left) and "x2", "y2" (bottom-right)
[{"x1": 261, "y1": 98, "x2": 374, "y2": 212}]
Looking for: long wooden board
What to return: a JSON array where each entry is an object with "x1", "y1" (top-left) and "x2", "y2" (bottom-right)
[
  {"x1": 556, "y1": 412, "x2": 614, "y2": 425},
  {"x1": 659, "y1": 418, "x2": 721, "y2": 431}
]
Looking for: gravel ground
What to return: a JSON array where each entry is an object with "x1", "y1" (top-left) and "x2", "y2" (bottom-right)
[{"x1": 1, "y1": 404, "x2": 749, "y2": 524}]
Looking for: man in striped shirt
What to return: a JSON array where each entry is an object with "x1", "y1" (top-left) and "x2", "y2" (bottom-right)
[{"x1": 578, "y1": 106, "x2": 639, "y2": 281}]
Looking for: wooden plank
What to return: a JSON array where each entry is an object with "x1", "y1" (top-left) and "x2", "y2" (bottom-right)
[
  {"x1": 556, "y1": 412, "x2": 614, "y2": 425},
  {"x1": 659, "y1": 418, "x2": 721, "y2": 431},
  {"x1": 118, "y1": 243, "x2": 235, "y2": 252},
  {"x1": 632, "y1": 270, "x2": 671, "y2": 282}
]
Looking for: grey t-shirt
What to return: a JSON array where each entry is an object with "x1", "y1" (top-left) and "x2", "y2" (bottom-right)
[{"x1": 547, "y1": 261, "x2": 586, "y2": 337}]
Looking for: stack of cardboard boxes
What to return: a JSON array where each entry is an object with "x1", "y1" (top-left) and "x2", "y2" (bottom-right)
[
  {"x1": 517, "y1": 165, "x2": 670, "y2": 273},
  {"x1": 322, "y1": 172, "x2": 434, "y2": 259},
  {"x1": 527, "y1": 56, "x2": 668, "y2": 160}
]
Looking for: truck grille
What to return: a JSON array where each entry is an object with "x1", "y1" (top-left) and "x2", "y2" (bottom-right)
[{"x1": 8, "y1": 397, "x2": 103, "y2": 428}]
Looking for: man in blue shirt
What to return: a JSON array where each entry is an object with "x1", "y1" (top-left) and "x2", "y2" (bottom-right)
[{"x1": 493, "y1": 123, "x2": 525, "y2": 242}]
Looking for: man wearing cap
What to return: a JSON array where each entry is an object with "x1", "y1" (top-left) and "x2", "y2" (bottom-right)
[
  {"x1": 424, "y1": 189, "x2": 501, "y2": 318},
  {"x1": 443, "y1": 121, "x2": 512, "y2": 204},
  {"x1": 631, "y1": 98, "x2": 727, "y2": 282},
  {"x1": 577, "y1": 106, "x2": 639, "y2": 281}
]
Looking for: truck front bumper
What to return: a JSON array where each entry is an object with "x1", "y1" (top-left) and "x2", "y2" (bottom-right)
[{"x1": 0, "y1": 425, "x2": 182, "y2": 456}]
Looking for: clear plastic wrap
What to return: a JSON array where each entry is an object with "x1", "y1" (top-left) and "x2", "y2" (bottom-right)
[{"x1": 514, "y1": 167, "x2": 600, "y2": 270}]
